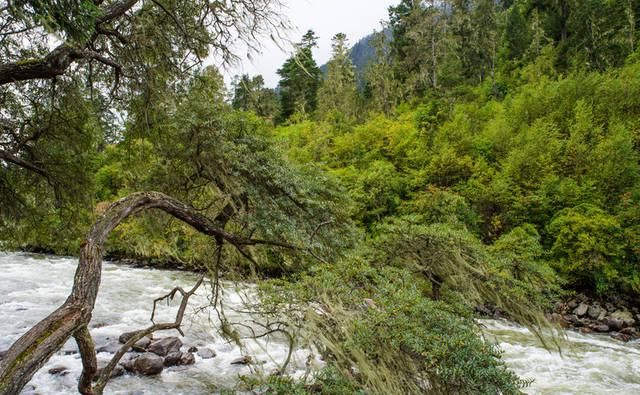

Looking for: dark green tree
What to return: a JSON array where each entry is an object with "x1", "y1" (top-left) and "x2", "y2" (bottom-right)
[{"x1": 277, "y1": 30, "x2": 322, "y2": 122}]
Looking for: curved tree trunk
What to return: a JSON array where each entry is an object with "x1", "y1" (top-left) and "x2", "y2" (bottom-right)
[{"x1": 0, "y1": 191, "x2": 293, "y2": 395}]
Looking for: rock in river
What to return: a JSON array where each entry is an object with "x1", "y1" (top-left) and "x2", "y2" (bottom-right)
[
  {"x1": 196, "y1": 347, "x2": 216, "y2": 359},
  {"x1": 133, "y1": 353, "x2": 164, "y2": 375},
  {"x1": 148, "y1": 337, "x2": 182, "y2": 357}
]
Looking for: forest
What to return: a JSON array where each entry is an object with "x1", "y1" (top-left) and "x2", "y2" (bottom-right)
[{"x1": 1, "y1": 0, "x2": 640, "y2": 394}]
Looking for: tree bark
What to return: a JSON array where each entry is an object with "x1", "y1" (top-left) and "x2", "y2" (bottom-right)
[{"x1": 0, "y1": 191, "x2": 293, "y2": 395}]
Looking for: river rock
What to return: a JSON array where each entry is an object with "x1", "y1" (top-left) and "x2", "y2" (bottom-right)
[
  {"x1": 180, "y1": 351, "x2": 196, "y2": 365},
  {"x1": 96, "y1": 341, "x2": 122, "y2": 354},
  {"x1": 187, "y1": 346, "x2": 198, "y2": 353},
  {"x1": 148, "y1": 337, "x2": 182, "y2": 357},
  {"x1": 132, "y1": 336, "x2": 152, "y2": 352},
  {"x1": 119, "y1": 331, "x2": 144, "y2": 344},
  {"x1": 164, "y1": 351, "x2": 183, "y2": 367},
  {"x1": 607, "y1": 318, "x2": 624, "y2": 331},
  {"x1": 230, "y1": 355, "x2": 252, "y2": 365},
  {"x1": 564, "y1": 314, "x2": 583, "y2": 326},
  {"x1": 197, "y1": 347, "x2": 216, "y2": 359},
  {"x1": 133, "y1": 353, "x2": 164, "y2": 375},
  {"x1": 573, "y1": 303, "x2": 589, "y2": 317},
  {"x1": 621, "y1": 327, "x2": 638, "y2": 336},
  {"x1": 94, "y1": 363, "x2": 125, "y2": 380},
  {"x1": 595, "y1": 324, "x2": 610, "y2": 333},
  {"x1": 611, "y1": 310, "x2": 635, "y2": 327},
  {"x1": 588, "y1": 305, "x2": 603, "y2": 319},
  {"x1": 48, "y1": 366, "x2": 69, "y2": 376},
  {"x1": 612, "y1": 332, "x2": 632, "y2": 342}
]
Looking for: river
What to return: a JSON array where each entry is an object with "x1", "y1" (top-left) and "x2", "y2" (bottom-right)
[{"x1": 1, "y1": 253, "x2": 639, "y2": 394}]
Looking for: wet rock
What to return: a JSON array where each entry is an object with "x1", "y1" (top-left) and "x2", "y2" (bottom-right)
[
  {"x1": 180, "y1": 352, "x2": 196, "y2": 365},
  {"x1": 48, "y1": 366, "x2": 69, "y2": 376},
  {"x1": 612, "y1": 332, "x2": 632, "y2": 342},
  {"x1": 564, "y1": 314, "x2": 583, "y2": 327},
  {"x1": 187, "y1": 346, "x2": 198, "y2": 353},
  {"x1": 573, "y1": 303, "x2": 589, "y2": 317},
  {"x1": 230, "y1": 355, "x2": 252, "y2": 365},
  {"x1": 132, "y1": 336, "x2": 151, "y2": 352},
  {"x1": 594, "y1": 324, "x2": 610, "y2": 333},
  {"x1": 119, "y1": 331, "x2": 151, "y2": 344},
  {"x1": 620, "y1": 327, "x2": 637, "y2": 336},
  {"x1": 611, "y1": 310, "x2": 635, "y2": 327},
  {"x1": 164, "y1": 351, "x2": 183, "y2": 367},
  {"x1": 196, "y1": 347, "x2": 216, "y2": 359},
  {"x1": 94, "y1": 363, "x2": 125, "y2": 380},
  {"x1": 587, "y1": 305, "x2": 603, "y2": 319},
  {"x1": 580, "y1": 327, "x2": 593, "y2": 334},
  {"x1": 607, "y1": 318, "x2": 624, "y2": 331},
  {"x1": 96, "y1": 342, "x2": 122, "y2": 354},
  {"x1": 133, "y1": 353, "x2": 164, "y2": 375},
  {"x1": 148, "y1": 337, "x2": 182, "y2": 357}
]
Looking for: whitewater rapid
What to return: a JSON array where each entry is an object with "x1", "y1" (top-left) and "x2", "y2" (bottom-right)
[{"x1": 1, "y1": 252, "x2": 639, "y2": 394}]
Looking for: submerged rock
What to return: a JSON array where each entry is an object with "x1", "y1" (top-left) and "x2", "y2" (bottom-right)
[
  {"x1": 148, "y1": 337, "x2": 182, "y2": 357},
  {"x1": 47, "y1": 366, "x2": 69, "y2": 376},
  {"x1": 196, "y1": 347, "x2": 216, "y2": 359},
  {"x1": 180, "y1": 352, "x2": 196, "y2": 365},
  {"x1": 230, "y1": 356, "x2": 252, "y2": 365}
]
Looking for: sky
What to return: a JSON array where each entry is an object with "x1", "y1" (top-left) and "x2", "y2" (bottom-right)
[{"x1": 223, "y1": 0, "x2": 398, "y2": 88}]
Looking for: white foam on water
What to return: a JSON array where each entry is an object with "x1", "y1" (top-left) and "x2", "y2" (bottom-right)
[
  {"x1": 0, "y1": 253, "x2": 314, "y2": 395},
  {"x1": 2, "y1": 252, "x2": 639, "y2": 394},
  {"x1": 481, "y1": 319, "x2": 640, "y2": 394}
]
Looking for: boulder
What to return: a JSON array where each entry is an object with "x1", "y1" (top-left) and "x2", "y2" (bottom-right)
[
  {"x1": 133, "y1": 353, "x2": 164, "y2": 375},
  {"x1": 119, "y1": 331, "x2": 146, "y2": 344},
  {"x1": 620, "y1": 327, "x2": 638, "y2": 336},
  {"x1": 180, "y1": 352, "x2": 196, "y2": 365},
  {"x1": 187, "y1": 346, "x2": 198, "y2": 353},
  {"x1": 612, "y1": 332, "x2": 632, "y2": 342},
  {"x1": 164, "y1": 351, "x2": 183, "y2": 367},
  {"x1": 94, "y1": 363, "x2": 125, "y2": 380},
  {"x1": 148, "y1": 337, "x2": 182, "y2": 357},
  {"x1": 230, "y1": 356, "x2": 252, "y2": 365},
  {"x1": 594, "y1": 324, "x2": 610, "y2": 333},
  {"x1": 573, "y1": 303, "x2": 589, "y2": 317},
  {"x1": 48, "y1": 366, "x2": 69, "y2": 376},
  {"x1": 132, "y1": 337, "x2": 151, "y2": 352},
  {"x1": 563, "y1": 314, "x2": 583, "y2": 327},
  {"x1": 587, "y1": 305, "x2": 603, "y2": 320},
  {"x1": 96, "y1": 342, "x2": 122, "y2": 354},
  {"x1": 607, "y1": 318, "x2": 624, "y2": 331},
  {"x1": 611, "y1": 310, "x2": 635, "y2": 327},
  {"x1": 196, "y1": 347, "x2": 216, "y2": 359}
]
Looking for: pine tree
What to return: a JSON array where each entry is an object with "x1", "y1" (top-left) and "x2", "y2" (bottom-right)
[
  {"x1": 317, "y1": 33, "x2": 359, "y2": 119},
  {"x1": 277, "y1": 30, "x2": 322, "y2": 122}
]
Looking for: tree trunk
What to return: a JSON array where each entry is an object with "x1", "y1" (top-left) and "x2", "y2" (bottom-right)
[{"x1": 0, "y1": 191, "x2": 290, "y2": 395}]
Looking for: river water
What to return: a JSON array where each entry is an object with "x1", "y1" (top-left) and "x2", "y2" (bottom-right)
[{"x1": 1, "y1": 253, "x2": 639, "y2": 394}]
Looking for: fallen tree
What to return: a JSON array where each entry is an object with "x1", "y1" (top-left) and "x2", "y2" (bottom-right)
[{"x1": 0, "y1": 191, "x2": 298, "y2": 395}]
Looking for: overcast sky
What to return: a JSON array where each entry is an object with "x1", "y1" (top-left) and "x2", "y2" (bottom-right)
[{"x1": 223, "y1": 0, "x2": 398, "y2": 87}]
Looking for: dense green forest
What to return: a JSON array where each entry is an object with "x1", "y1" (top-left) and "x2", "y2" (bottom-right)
[{"x1": 1, "y1": 0, "x2": 640, "y2": 394}]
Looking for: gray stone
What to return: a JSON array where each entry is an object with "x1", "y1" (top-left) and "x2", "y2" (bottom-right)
[
  {"x1": 119, "y1": 331, "x2": 144, "y2": 344},
  {"x1": 196, "y1": 347, "x2": 216, "y2": 359},
  {"x1": 148, "y1": 337, "x2": 182, "y2": 357},
  {"x1": 607, "y1": 318, "x2": 624, "y2": 331},
  {"x1": 94, "y1": 363, "x2": 125, "y2": 381},
  {"x1": 573, "y1": 303, "x2": 589, "y2": 317},
  {"x1": 132, "y1": 336, "x2": 151, "y2": 352},
  {"x1": 611, "y1": 310, "x2": 635, "y2": 327},
  {"x1": 180, "y1": 352, "x2": 195, "y2": 365},
  {"x1": 0, "y1": 350, "x2": 6, "y2": 361},
  {"x1": 96, "y1": 342, "x2": 122, "y2": 354},
  {"x1": 595, "y1": 324, "x2": 610, "y2": 332},
  {"x1": 187, "y1": 346, "x2": 198, "y2": 353},
  {"x1": 133, "y1": 353, "x2": 164, "y2": 375},
  {"x1": 164, "y1": 351, "x2": 183, "y2": 367},
  {"x1": 230, "y1": 356, "x2": 252, "y2": 365},
  {"x1": 587, "y1": 305, "x2": 603, "y2": 319},
  {"x1": 48, "y1": 366, "x2": 69, "y2": 376}
]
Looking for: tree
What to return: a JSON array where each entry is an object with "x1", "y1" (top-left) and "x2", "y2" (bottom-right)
[
  {"x1": 231, "y1": 74, "x2": 280, "y2": 120},
  {"x1": 277, "y1": 30, "x2": 322, "y2": 121},
  {"x1": 317, "y1": 33, "x2": 359, "y2": 119},
  {"x1": 363, "y1": 29, "x2": 399, "y2": 114}
]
